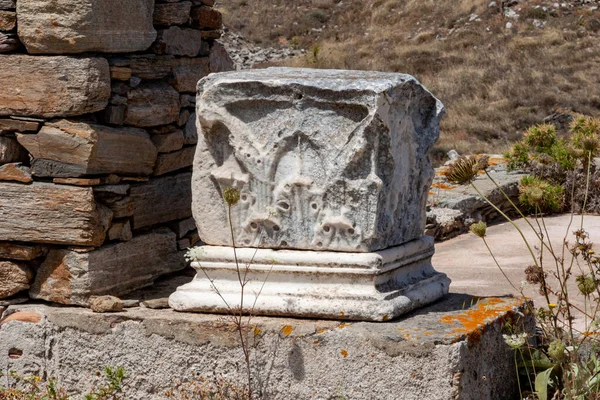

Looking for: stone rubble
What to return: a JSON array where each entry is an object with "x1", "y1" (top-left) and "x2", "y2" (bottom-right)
[{"x1": 0, "y1": 0, "x2": 233, "y2": 304}]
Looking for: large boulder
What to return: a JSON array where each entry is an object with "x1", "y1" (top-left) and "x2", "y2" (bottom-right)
[
  {"x1": 17, "y1": 0, "x2": 156, "y2": 54},
  {"x1": 192, "y1": 68, "x2": 444, "y2": 252},
  {"x1": 0, "y1": 56, "x2": 110, "y2": 118}
]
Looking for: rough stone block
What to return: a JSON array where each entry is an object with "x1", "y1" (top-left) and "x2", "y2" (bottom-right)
[
  {"x1": 0, "y1": 163, "x2": 32, "y2": 183},
  {"x1": 192, "y1": 68, "x2": 444, "y2": 252},
  {"x1": 152, "y1": 26, "x2": 203, "y2": 57},
  {"x1": 0, "y1": 261, "x2": 33, "y2": 299},
  {"x1": 153, "y1": 146, "x2": 195, "y2": 176},
  {"x1": 110, "y1": 67, "x2": 132, "y2": 81},
  {"x1": 29, "y1": 229, "x2": 185, "y2": 305},
  {"x1": 0, "y1": 32, "x2": 19, "y2": 53},
  {"x1": 125, "y1": 82, "x2": 180, "y2": 127},
  {"x1": 178, "y1": 109, "x2": 191, "y2": 127},
  {"x1": 209, "y1": 41, "x2": 235, "y2": 73},
  {"x1": 0, "y1": 182, "x2": 112, "y2": 246},
  {"x1": 0, "y1": 296, "x2": 532, "y2": 399},
  {"x1": 109, "y1": 55, "x2": 175, "y2": 80},
  {"x1": 168, "y1": 217, "x2": 196, "y2": 239},
  {"x1": 17, "y1": 0, "x2": 157, "y2": 54},
  {"x1": 183, "y1": 113, "x2": 198, "y2": 145},
  {"x1": 0, "y1": 56, "x2": 110, "y2": 118},
  {"x1": 107, "y1": 219, "x2": 133, "y2": 242},
  {"x1": 0, "y1": 0, "x2": 15, "y2": 10},
  {"x1": 0, "y1": 118, "x2": 40, "y2": 133},
  {"x1": 0, "y1": 10, "x2": 15, "y2": 30},
  {"x1": 190, "y1": 6, "x2": 222, "y2": 30},
  {"x1": 100, "y1": 105, "x2": 126, "y2": 126},
  {"x1": 0, "y1": 242, "x2": 45, "y2": 261},
  {"x1": 153, "y1": 2, "x2": 191, "y2": 26},
  {"x1": 169, "y1": 57, "x2": 210, "y2": 93},
  {"x1": 17, "y1": 120, "x2": 158, "y2": 177},
  {"x1": 151, "y1": 130, "x2": 184, "y2": 153},
  {"x1": 130, "y1": 173, "x2": 192, "y2": 230},
  {"x1": 107, "y1": 197, "x2": 134, "y2": 219},
  {"x1": 0, "y1": 136, "x2": 28, "y2": 163}
]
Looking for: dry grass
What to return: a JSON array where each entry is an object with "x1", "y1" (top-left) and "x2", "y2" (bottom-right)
[{"x1": 217, "y1": 0, "x2": 600, "y2": 163}]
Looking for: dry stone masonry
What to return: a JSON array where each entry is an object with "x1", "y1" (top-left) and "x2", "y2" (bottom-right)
[
  {"x1": 0, "y1": 0, "x2": 233, "y2": 305},
  {"x1": 170, "y1": 68, "x2": 451, "y2": 321}
]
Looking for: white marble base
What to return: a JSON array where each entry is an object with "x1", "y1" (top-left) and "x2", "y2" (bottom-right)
[{"x1": 169, "y1": 236, "x2": 450, "y2": 321}]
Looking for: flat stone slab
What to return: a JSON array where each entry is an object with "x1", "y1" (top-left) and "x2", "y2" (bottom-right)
[
  {"x1": 170, "y1": 236, "x2": 450, "y2": 321},
  {"x1": 0, "y1": 295, "x2": 532, "y2": 399},
  {"x1": 17, "y1": 0, "x2": 156, "y2": 54},
  {"x1": 0, "y1": 56, "x2": 110, "y2": 118}
]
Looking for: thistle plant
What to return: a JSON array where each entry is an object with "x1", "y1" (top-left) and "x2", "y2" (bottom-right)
[{"x1": 455, "y1": 117, "x2": 600, "y2": 399}]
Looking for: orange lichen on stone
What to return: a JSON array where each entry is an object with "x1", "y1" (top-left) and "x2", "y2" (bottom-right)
[
  {"x1": 438, "y1": 297, "x2": 522, "y2": 344},
  {"x1": 337, "y1": 323, "x2": 352, "y2": 329},
  {"x1": 431, "y1": 182, "x2": 457, "y2": 190},
  {"x1": 281, "y1": 325, "x2": 293, "y2": 336},
  {"x1": 340, "y1": 349, "x2": 348, "y2": 358}
]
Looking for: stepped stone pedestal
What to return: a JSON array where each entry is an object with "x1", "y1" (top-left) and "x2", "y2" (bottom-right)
[{"x1": 169, "y1": 68, "x2": 450, "y2": 321}]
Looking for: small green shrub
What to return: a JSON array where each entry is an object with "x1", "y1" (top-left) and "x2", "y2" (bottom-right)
[{"x1": 518, "y1": 175, "x2": 564, "y2": 213}]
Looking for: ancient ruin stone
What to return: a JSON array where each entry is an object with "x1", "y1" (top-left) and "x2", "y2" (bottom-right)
[
  {"x1": 0, "y1": 261, "x2": 33, "y2": 299},
  {"x1": 152, "y1": 26, "x2": 203, "y2": 57},
  {"x1": 0, "y1": 56, "x2": 110, "y2": 118},
  {"x1": 169, "y1": 57, "x2": 210, "y2": 93},
  {"x1": 183, "y1": 113, "x2": 198, "y2": 145},
  {"x1": 0, "y1": 118, "x2": 40, "y2": 133},
  {"x1": 89, "y1": 296, "x2": 124, "y2": 313},
  {"x1": 0, "y1": 163, "x2": 32, "y2": 183},
  {"x1": 17, "y1": 0, "x2": 157, "y2": 54},
  {"x1": 192, "y1": 68, "x2": 444, "y2": 252},
  {"x1": 17, "y1": 120, "x2": 158, "y2": 177},
  {"x1": 190, "y1": 6, "x2": 222, "y2": 30},
  {"x1": 209, "y1": 42, "x2": 235, "y2": 73},
  {"x1": 0, "y1": 243, "x2": 45, "y2": 261},
  {"x1": 30, "y1": 229, "x2": 185, "y2": 305},
  {"x1": 0, "y1": 182, "x2": 112, "y2": 246},
  {"x1": 130, "y1": 172, "x2": 192, "y2": 230},
  {"x1": 0, "y1": 0, "x2": 15, "y2": 10},
  {"x1": 151, "y1": 130, "x2": 184, "y2": 153},
  {"x1": 109, "y1": 55, "x2": 175, "y2": 80},
  {"x1": 0, "y1": 32, "x2": 19, "y2": 53},
  {"x1": 124, "y1": 82, "x2": 180, "y2": 127},
  {"x1": 0, "y1": 136, "x2": 28, "y2": 163},
  {"x1": 152, "y1": 146, "x2": 195, "y2": 176},
  {"x1": 153, "y1": 2, "x2": 192, "y2": 26},
  {"x1": 0, "y1": 10, "x2": 15, "y2": 30}
]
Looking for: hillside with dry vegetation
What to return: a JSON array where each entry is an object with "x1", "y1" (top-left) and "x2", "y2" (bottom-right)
[{"x1": 216, "y1": 0, "x2": 600, "y2": 162}]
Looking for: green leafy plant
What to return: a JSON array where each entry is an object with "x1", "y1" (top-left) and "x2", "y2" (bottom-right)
[{"x1": 460, "y1": 122, "x2": 600, "y2": 399}]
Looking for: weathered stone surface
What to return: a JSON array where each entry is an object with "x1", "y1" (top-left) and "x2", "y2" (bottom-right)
[
  {"x1": 200, "y1": 30, "x2": 221, "y2": 40},
  {"x1": 0, "y1": 182, "x2": 112, "y2": 246},
  {"x1": 0, "y1": 136, "x2": 27, "y2": 163},
  {"x1": 107, "y1": 219, "x2": 132, "y2": 242},
  {"x1": 109, "y1": 55, "x2": 175, "y2": 80},
  {"x1": 130, "y1": 173, "x2": 192, "y2": 230},
  {"x1": 0, "y1": 56, "x2": 110, "y2": 118},
  {"x1": 178, "y1": 109, "x2": 191, "y2": 127},
  {"x1": 180, "y1": 94, "x2": 195, "y2": 108},
  {"x1": 17, "y1": 0, "x2": 157, "y2": 54},
  {"x1": 17, "y1": 120, "x2": 157, "y2": 177},
  {"x1": 169, "y1": 57, "x2": 210, "y2": 93},
  {"x1": 0, "y1": 32, "x2": 19, "y2": 53},
  {"x1": 53, "y1": 175, "x2": 121, "y2": 187},
  {"x1": 183, "y1": 113, "x2": 198, "y2": 145},
  {"x1": 0, "y1": 163, "x2": 32, "y2": 183},
  {"x1": 190, "y1": 6, "x2": 222, "y2": 30},
  {"x1": 0, "y1": 118, "x2": 40, "y2": 133},
  {"x1": 209, "y1": 41, "x2": 235, "y2": 73},
  {"x1": 153, "y1": 2, "x2": 191, "y2": 26},
  {"x1": 90, "y1": 296, "x2": 124, "y2": 313},
  {"x1": 101, "y1": 105, "x2": 126, "y2": 126},
  {"x1": 0, "y1": 242, "x2": 45, "y2": 261},
  {"x1": 124, "y1": 82, "x2": 180, "y2": 127},
  {"x1": 0, "y1": 261, "x2": 33, "y2": 299},
  {"x1": 192, "y1": 68, "x2": 444, "y2": 252},
  {"x1": 0, "y1": 296, "x2": 530, "y2": 398},
  {"x1": 110, "y1": 67, "x2": 132, "y2": 81},
  {"x1": 0, "y1": 10, "x2": 15, "y2": 30},
  {"x1": 0, "y1": 0, "x2": 15, "y2": 10},
  {"x1": 29, "y1": 229, "x2": 186, "y2": 305},
  {"x1": 152, "y1": 27, "x2": 203, "y2": 57},
  {"x1": 107, "y1": 197, "x2": 134, "y2": 219},
  {"x1": 169, "y1": 217, "x2": 196, "y2": 238},
  {"x1": 151, "y1": 130, "x2": 184, "y2": 153},
  {"x1": 153, "y1": 146, "x2": 195, "y2": 176}
]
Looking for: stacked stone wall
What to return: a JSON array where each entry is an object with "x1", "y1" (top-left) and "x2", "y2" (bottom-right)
[{"x1": 0, "y1": 0, "x2": 233, "y2": 305}]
